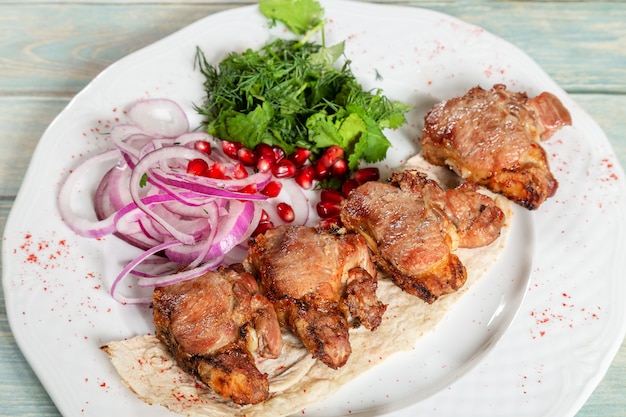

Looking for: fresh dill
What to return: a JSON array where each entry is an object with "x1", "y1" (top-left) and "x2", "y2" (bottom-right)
[{"x1": 194, "y1": 0, "x2": 411, "y2": 172}]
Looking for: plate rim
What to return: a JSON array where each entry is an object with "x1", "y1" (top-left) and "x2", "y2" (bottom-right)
[{"x1": 3, "y1": 1, "x2": 625, "y2": 416}]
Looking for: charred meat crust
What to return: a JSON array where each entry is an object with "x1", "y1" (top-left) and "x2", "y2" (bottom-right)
[
  {"x1": 391, "y1": 170, "x2": 505, "y2": 249},
  {"x1": 340, "y1": 176, "x2": 467, "y2": 304},
  {"x1": 152, "y1": 265, "x2": 282, "y2": 405},
  {"x1": 195, "y1": 343, "x2": 270, "y2": 405},
  {"x1": 420, "y1": 84, "x2": 571, "y2": 210},
  {"x1": 384, "y1": 252, "x2": 466, "y2": 304},
  {"x1": 341, "y1": 169, "x2": 505, "y2": 304},
  {"x1": 244, "y1": 225, "x2": 386, "y2": 370}
]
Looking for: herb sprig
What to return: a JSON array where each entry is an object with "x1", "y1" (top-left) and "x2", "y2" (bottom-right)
[{"x1": 194, "y1": 0, "x2": 411, "y2": 174}]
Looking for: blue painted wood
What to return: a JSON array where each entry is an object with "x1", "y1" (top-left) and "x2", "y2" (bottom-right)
[
  {"x1": 0, "y1": 3, "x2": 624, "y2": 94},
  {"x1": 0, "y1": 2, "x2": 624, "y2": 417}
]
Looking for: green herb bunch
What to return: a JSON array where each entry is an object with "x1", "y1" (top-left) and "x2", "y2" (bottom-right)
[{"x1": 194, "y1": 0, "x2": 411, "y2": 173}]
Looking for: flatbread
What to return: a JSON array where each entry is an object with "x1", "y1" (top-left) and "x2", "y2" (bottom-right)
[{"x1": 101, "y1": 154, "x2": 513, "y2": 416}]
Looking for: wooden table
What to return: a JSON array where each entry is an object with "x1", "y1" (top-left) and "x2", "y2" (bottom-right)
[{"x1": 1, "y1": 1, "x2": 624, "y2": 416}]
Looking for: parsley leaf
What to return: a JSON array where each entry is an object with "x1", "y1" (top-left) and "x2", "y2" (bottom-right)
[{"x1": 259, "y1": 0, "x2": 324, "y2": 35}]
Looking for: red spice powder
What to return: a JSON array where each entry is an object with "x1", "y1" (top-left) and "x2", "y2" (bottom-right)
[{"x1": 17, "y1": 233, "x2": 73, "y2": 270}]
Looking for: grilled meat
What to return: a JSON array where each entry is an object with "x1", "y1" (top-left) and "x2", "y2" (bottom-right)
[
  {"x1": 153, "y1": 265, "x2": 282, "y2": 405},
  {"x1": 391, "y1": 170, "x2": 505, "y2": 248},
  {"x1": 420, "y1": 84, "x2": 571, "y2": 210},
  {"x1": 341, "y1": 174, "x2": 463, "y2": 303},
  {"x1": 340, "y1": 170, "x2": 505, "y2": 303},
  {"x1": 245, "y1": 225, "x2": 386, "y2": 369}
]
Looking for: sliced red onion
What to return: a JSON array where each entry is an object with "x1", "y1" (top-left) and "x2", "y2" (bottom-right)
[
  {"x1": 135, "y1": 256, "x2": 225, "y2": 288},
  {"x1": 58, "y1": 149, "x2": 120, "y2": 238},
  {"x1": 163, "y1": 200, "x2": 261, "y2": 265},
  {"x1": 176, "y1": 131, "x2": 215, "y2": 147},
  {"x1": 223, "y1": 244, "x2": 249, "y2": 265},
  {"x1": 154, "y1": 169, "x2": 273, "y2": 193},
  {"x1": 149, "y1": 169, "x2": 269, "y2": 201},
  {"x1": 110, "y1": 239, "x2": 182, "y2": 304},
  {"x1": 110, "y1": 125, "x2": 150, "y2": 160},
  {"x1": 94, "y1": 163, "x2": 133, "y2": 219},
  {"x1": 127, "y1": 98, "x2": 189, "y2": 138},
  {"x1": 61, "y1": 97, "x2": 319, "y2": 304},
  {"x1": 206, "y1": 200, "x2": 261, "y2": 257},
  {"x1": 128, "y1": 147, "x2": 210, "y2": 245}
]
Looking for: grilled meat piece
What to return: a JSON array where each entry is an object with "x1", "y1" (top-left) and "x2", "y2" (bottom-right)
[
  {"x1": 153, "y1": 265, "x2": 282, "y2": 405},
  {"x1": 245, "y1": 225, "x2": 386, "y2": 369},
  {"x1": 420, "y1": 84, "x2": 571, "y2": 210},
  {"x1": 341, "y1": 170, "x2": 505, "y2": 303},
  {"x1": 391, "y1": 170, "x2": 505, "y2": 248},
  {"x1": 341, "y1": 174, "x2": 463, "y2": 303}
]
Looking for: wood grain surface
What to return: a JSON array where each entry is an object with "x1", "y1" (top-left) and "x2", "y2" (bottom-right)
[{"x1": 1, "y1": 1, "x2": 624, "y2": 416}]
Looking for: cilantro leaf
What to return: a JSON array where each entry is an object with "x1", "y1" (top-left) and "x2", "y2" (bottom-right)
[
  {"x1": 351, "y1": 115, "x2": 392, "y2": 167},
  {"x1": 308, "y1": 41, "x2": 345, "y2": 69},
  {"x1": 340, "y1": 108, "x2": 391, "y2": 171},
  {"x1": 306, "y1": 113, "x2": 344, "y2": 149},
  {"x1": 259, "y1": 0, "x2": 324, "y2": 35},
  {"x1": 224, "y1": 102, "x2": 275, "y2": 149},
  {"x1": 338, "y1": 112, "x2": 367, "y2": 148}
]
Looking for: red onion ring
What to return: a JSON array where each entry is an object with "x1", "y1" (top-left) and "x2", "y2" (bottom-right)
[
  {"x1": 59, "y1": 98, "x2": 314, "y2": 304},
  {"x1": 128, "y1": 98, "x2": 189, "y2": 138}
]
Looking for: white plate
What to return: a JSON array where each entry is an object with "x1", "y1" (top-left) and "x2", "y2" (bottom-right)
[{"x1": 3, "y1": 1, "x2": 625, "y2": 416}]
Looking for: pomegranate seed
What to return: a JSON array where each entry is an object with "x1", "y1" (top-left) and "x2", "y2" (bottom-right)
[
  {"x1": 260, "y1": 210, "x2": 270, "y2": 223},
  {"x1": 327, "y1": 145, "x2": 345, "y2": 159},
  {"x1": 255, "y1": 143, "x2": 274, "y2": 159},
  {"x1": 318, "y1": 216, "x2": 342, "y2": 231},
  {"x1": 272, "y1": 159, "x2": 296, "y2": 178},
  {"x1": 341, "y1": 178, "x2": 360, "y2": 197},
  {"x1": 320, "y1": 145, "x2": 345, "y2": 168},
  {"x1": 271, "y1": 145, "x2": 286, "y2": 162},
  {"x1": 238, "y1": 184, "x2": 257, "y2": 194},
  {"x1": 295, "y1": 166, "x2": 315, "y2": 189},
  {"x1": 289, "y1": 147, "x2": 312, "y2": 167},
  {"x1": 316, "y1": 201, "x2": 342, "y2": 218},
  {"x1": 314, "y1": 159, "x2": 331, "y2": 180},
  {"x1": 194, "y1": 140, "x2": 212, "y2": 155},
  {"x1": 252, "y1": 220, "x2": 274, "y2": 237},
  {"x1": 206, "y1": 162, "x2": 227, "y2": 179},
  {"x1": 260, "y1": 181, "x2": 282, "y2": 197},
  {"x1": 256, "y1": 154, "x2": 275, "y2": 173},
  {"x1": 320, "y1": 189, "x2": 344, "y2": 205},
  {"x1": 186, "y1": 158, "x2": 208, "y2": 176},
  {"x1": 221, "y1": 140, "x2": 241, "y2": 159},
  {"x1": 232, "y1": 163, "x2": 248, "y2": 179},
  {"x1": 237, "y1": 147, "x2": 258, "y2": 166},
  {"x1": 276, "y1": 202, "x2": 295, "y2": 223},
  {"x1": 331, "y1": 158, "x2": 348, "y2": 178},
  {"x1": 354, "y1": 167, "x2": 380, "y2": 184},
  {"x1": 319, "y1": 153, "x2": 334, "y2": 169}
]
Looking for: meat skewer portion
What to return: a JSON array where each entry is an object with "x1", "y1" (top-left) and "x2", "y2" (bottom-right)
[
  {"x1": 341, "y1": 170, "x2": 505, "y2": 304},
  {"x1": 420, "y1": 84, "x2": 572, "y2": 210},
  {"x1": 245, "y1": 225, "x2": 387, "y2": 369},
  {"x1": 152, "y1": 265, "x2": 283, "y2": 405}
]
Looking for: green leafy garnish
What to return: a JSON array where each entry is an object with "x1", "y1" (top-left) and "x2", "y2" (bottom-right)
[
  {"x1": 139, "y1": 173, "x2": 148, "y2": 188},
  {"x1": 259, "y1": 0, "x2": 324, "y2": 35},
  {"x1": 194, "y1": 0, "x2": 411, "y2": 176}
]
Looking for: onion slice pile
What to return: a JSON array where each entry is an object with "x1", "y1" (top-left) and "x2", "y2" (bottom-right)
[{"x1": 58, "y1": 98, "x2": 310, "y2": 304}]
